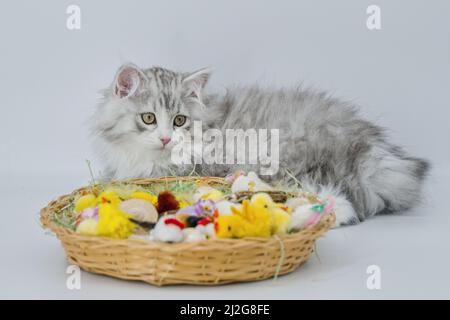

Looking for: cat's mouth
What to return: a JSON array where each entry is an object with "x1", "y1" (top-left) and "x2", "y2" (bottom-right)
[
  {"x1": 160, "y1": 144, "x2": 172, "y2": 150},
  {"x1": 158, "y1": 145, "x2": 173, "y2": 157}
]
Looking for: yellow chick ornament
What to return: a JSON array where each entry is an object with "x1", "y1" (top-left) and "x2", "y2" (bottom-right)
[
  {"x1": 96, "y1": 203, "x2": 136, "y2": 239},
  {"x1": 215, "y1": 193, "x2": 291, "y2": 239},
  {"x1": 97, "y1": 190, "x2": 122, "y2": 205},
  {"x1": 250, "y1": 193, "x2": 290, "y2": 235},
  {"x1": 215, "y1": 214, "x2": 252, "y2": 238},
  {"x1": 216, "y1": 199, "x2": 271, "y2": 238}
]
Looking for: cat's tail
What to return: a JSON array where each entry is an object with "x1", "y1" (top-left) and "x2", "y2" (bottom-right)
[
  {"x1": 358, "y1": 145, "x2": 431, "y2": 216},
  {"x1": 298, "y1": 146, "x2": 430, "y2": 227}
]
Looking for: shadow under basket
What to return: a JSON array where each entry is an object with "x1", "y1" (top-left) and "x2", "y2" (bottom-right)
[{"x1": 40, "y1": 176, "x2": 335, "y2": 286}]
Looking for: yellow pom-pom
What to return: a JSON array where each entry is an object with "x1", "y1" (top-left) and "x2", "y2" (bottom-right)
[
  {"x1": 75, "y1": 194, "x2": 97, "y2": 213},
  {"x1": 131, "y1": 191, "x2": 157, "y2": 205},
  {"x1": 76, "y1": 219, "x2": 98, "y2": 236},
  {"x1": 96, "y1": 204, "x2": 135, "y2": 239}
]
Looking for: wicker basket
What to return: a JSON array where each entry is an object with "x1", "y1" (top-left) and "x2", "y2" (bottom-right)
[{"x1": 40, "y1": 176, "x2": 335, "y2": 286}]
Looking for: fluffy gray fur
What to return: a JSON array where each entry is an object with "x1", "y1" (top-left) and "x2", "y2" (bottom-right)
[{"x1": 90, "y1": 64, "x2": 430, "y2": 226}]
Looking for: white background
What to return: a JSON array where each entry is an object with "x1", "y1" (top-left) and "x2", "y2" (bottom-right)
[{"x1": 1, "y1": 0, "x2": 449, "y2": 299}]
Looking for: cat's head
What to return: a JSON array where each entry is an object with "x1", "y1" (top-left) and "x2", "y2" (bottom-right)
[{"x1": 92, "y1": 63, "x2": 212, "y2": 161}]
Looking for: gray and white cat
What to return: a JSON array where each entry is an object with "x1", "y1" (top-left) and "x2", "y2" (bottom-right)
[{"x1": 90, "y1": 63, "x2": 429, "y2": 226}]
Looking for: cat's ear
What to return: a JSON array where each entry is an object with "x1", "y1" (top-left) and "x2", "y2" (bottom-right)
[
  {"x1": 182, "y1": 67, "x2": 212, "y2": 99},
  {"x1": 113, "y1": 64, "x2": 144, "y2": 98}
]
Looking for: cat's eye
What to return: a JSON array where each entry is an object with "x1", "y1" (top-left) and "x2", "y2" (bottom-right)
[
  {"x1": 173, "y1": 115, "x2": 187, "y2": 127},
  {"x1": 141, "y1": 112, "x2": 156, "y2": 125}
]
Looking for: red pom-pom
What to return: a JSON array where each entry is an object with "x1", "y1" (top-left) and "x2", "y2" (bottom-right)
[{"x1": 156, "y1": 191, "x2": 180, "y2": 213}]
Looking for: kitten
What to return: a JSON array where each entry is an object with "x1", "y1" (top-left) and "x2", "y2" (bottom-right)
[{"x1": 90, "y1": 63, "x2": 430, "y2": 226}]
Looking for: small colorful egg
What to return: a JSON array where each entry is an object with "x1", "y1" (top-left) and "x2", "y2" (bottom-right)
[
  {"x1": 177, "y1": 199, "x2": 217, "y2": 217},
  {"x1": 76, "y1": 218, "x2": 98, "y2": 236},
  {"x1": 119, "y1": 199, "x2": 159, "y2": 224},
  {"x1": 79, "y1": 207, "x2": 99, "y2": 221}
]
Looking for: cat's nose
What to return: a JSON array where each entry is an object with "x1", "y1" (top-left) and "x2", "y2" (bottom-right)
[{"x1": 160, "y1": 137, "x2": 171, "y2": 146}]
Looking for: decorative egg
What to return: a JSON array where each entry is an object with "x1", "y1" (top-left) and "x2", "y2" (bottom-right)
[
  {"x1": 119, "y1": 199, "x2": 159, "y2": 224},
  {"x1": 76, "y1": 218, "x2": 98, "y2": 236},
  {"x1": 79, "y1": 207, "x2": 99, "y2": 221}
]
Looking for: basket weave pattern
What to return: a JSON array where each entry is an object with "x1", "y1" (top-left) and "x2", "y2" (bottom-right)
[{"x1": 40, "y1": 177, "x2": 335, "y2": 286}]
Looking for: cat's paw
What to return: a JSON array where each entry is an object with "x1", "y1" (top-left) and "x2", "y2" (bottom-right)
[
  {"x1": 301, "y1": 181, "x2": 360, "y2": 228},
  {"x1": 331, "y1": 196, "x2": 360, "y2": 228}
]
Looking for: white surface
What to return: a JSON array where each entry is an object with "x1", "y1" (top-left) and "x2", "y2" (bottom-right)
[
  {"x1": 1, "y1": 167, "x2": 449, "y2": 299},
  {"x1": 0, "y1": 0, "x2": 449, "y2": 299}
]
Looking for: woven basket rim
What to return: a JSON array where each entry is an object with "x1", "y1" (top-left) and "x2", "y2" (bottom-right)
[{"x1": 40, "y1": 176, "x2": 336, "y2": 251}]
